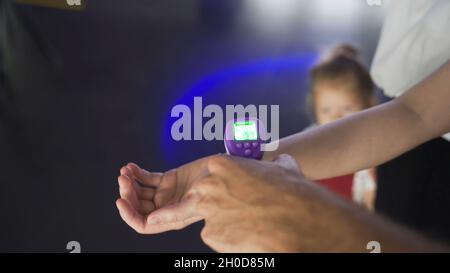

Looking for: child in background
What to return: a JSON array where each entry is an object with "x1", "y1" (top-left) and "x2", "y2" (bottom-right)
[{"x1": 308, "y1": 44, "x2": 377, "y2": 210}]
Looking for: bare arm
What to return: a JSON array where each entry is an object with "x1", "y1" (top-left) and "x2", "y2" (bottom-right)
[
  {"x1": 264, "y1": 61, "x2": 450, "y2": 180},
  {"x1": 116, "y1": 62, "x2": 450, "y2": 252}
]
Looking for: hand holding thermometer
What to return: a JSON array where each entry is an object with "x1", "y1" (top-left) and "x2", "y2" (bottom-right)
[{"x1": 224, "y1": 118, "x2": 266, "y2": 160}]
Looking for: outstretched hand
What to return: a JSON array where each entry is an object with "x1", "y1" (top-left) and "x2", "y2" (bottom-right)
[
  {"x1": 116, "y1": 154, "x2": 440, "y2": 252},
  {"x1": 116, "y1": 156, "x2": 212, "y2": 234},
  {"x1": 116, "y1": 154, "x2": 319, "y2": 251}
]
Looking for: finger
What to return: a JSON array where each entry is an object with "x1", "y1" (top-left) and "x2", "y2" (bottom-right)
[
  {"x1": 121, "y1": 166, "x2": 156, "y2": 200},
  {"x1": 127, "y1": 162, "x2": 163, "y2": 187},
  {"x1": 120, "y1": 165, "x2": 128, "y2": 176},
  {"x1": 116, "y1": 198, "x2": 146, "y2": 234},
  {"x1": 273, "y1": 154, "x2": 302, "y2": 175},
  {"x1": 152, "y1": 170, "x2": 178, "y2": 208},
  {"x1": 144, "y1": 193, "x2": 204, "y2": 233},
  {"x1": 137, "y1": 187, "x2": 156, "y2": 200},
  {"x1": 145, "y1": 214, "x2": 203, "y2": 234},
  {"x1": 139, "y1": 200, "x2": 156, "y2": 214},
  {"x1": 191, "y1": 176, "x2": 222, "y2": 198},
  {"x1": 189, "y1": 177, "x2": 222, "y2": 218},
  {"x1": 118, "y1": 175, "x2": 140, "y2": 210}
]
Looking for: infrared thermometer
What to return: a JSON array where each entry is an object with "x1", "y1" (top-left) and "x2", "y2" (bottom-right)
[{"x1": 224, "y1": 118, "x2": 266, "y2": 160}]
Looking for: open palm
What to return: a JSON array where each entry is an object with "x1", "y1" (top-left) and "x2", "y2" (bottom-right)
[{"x1": 116, "y1": 157, "x2": 210, "y2": 234}]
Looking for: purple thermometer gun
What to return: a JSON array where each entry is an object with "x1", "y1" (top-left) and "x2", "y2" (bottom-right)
[{"x1": 224, "y1": 118, "x2": 266, "y2": 160}]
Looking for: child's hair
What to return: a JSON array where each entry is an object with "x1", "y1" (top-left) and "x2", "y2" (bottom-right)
[{"x1": 309, "y1": 44, "x2": 375, "y2": 107}]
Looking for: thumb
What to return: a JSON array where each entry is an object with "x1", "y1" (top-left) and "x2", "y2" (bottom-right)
[
  {"x1": 145, "y1": 193, "x2": 204, "y2": 233},
  {"x1": 272, "y1": 154, "x2": 303, "y2": 175}
]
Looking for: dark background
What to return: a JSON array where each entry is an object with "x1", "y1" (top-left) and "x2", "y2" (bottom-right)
[{"x1": 0, "y1": 0, "x2": 387, "y2": 252}]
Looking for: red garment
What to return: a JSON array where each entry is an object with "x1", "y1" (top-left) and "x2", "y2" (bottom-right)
[{"x1": 317, "y1": 174, "x2": 354, "y2": 200}]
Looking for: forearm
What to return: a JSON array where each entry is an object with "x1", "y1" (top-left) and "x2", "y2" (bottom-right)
[
  {"x1": 288, "y1": 182, "x2": 447, "y2": 252},
  {"x1": 328, "y1": 198, "x2": 447, "y2": 252},
  {"x1": 264, "y1": 61, "x2": 450, "y2": 180},
  {"x1": 264, "y1": 100, "x2": 429, "y2": 180}
]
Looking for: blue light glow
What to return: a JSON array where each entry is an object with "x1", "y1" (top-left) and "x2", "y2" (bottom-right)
[{"x1": 161, "y1": 53, "x2": 318, "y2": 166}]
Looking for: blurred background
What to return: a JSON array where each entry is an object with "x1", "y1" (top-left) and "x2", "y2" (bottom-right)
[{"x1": 0, "y1": 0, "x2": 388, "y2": 252}]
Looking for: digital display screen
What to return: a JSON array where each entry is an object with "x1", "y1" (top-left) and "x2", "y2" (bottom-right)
[{"x1": 233, "y1": 121, "x2": 258, "y2": 141}]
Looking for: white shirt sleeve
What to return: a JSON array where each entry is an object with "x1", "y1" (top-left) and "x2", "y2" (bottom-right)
[{"x1": 370, "y1": 0, "x2": 450, "y2": 141}]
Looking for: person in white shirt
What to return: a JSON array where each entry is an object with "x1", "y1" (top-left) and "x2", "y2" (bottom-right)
[
  {"x1": 115, "y1": 0, "x2": 450, "y2": 252},
  {"x1": 370, "y1": 0, "x2": 450, "y2": 243}
]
